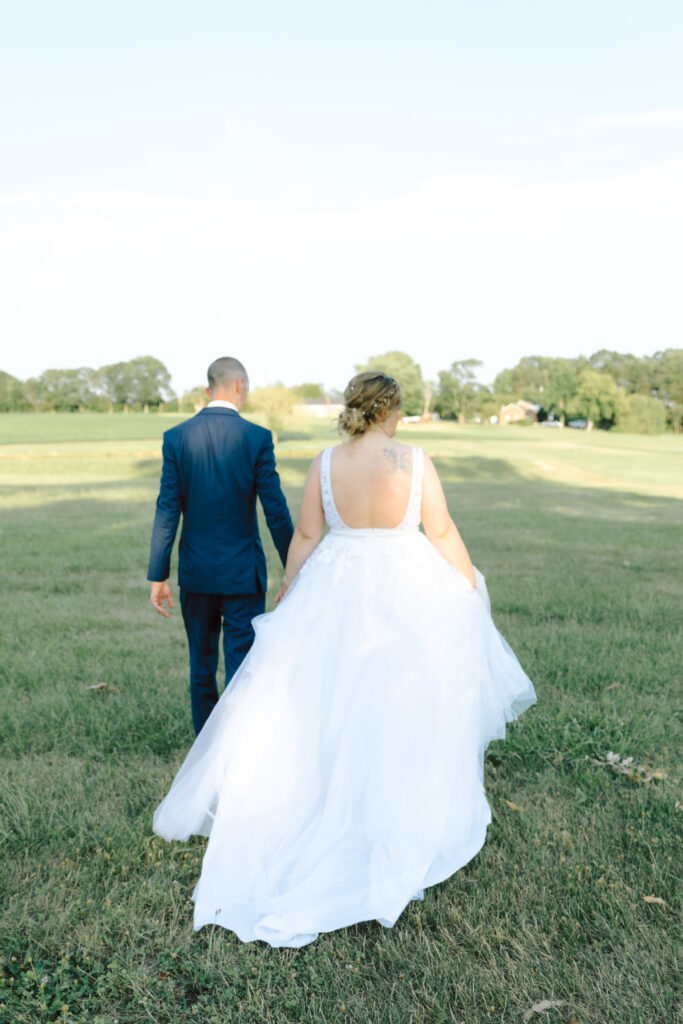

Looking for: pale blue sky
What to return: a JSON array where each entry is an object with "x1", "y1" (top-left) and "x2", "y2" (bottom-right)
[{"x1": 1, "y1": 0, "x2": 681, "y2": 393}]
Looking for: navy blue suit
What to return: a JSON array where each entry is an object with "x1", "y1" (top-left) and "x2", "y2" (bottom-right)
[{"x1": 147, "y1": 407, "x2": 294, "y2": 732}]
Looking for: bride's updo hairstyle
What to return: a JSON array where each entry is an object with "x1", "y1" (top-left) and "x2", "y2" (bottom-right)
[{"x1": 339, "y1": 371, "x2": 402, "y2": 437}]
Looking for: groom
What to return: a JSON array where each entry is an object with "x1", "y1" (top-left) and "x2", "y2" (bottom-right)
[{"x1": 147, "y1": 356, "x2": 294, "y2": 734}]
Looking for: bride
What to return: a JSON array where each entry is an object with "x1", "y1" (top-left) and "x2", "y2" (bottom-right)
[{"x1": 153, "y1": 371, "x2": 537, "y2": 948}]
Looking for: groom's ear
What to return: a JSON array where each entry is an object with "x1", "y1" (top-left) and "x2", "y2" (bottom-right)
[{"x1": 205, "y1": 386, "x2": 212, "y2": 398}]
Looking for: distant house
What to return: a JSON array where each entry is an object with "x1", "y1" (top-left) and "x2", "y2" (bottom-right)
[
  {"x1": 293, "y1": 400, "x2": 345, "y2": 419},
  {"x1": 402, "y1": 413, "x2": 439, "y2": 424},
  {"x1": 499, "y1": 400, "x2": 540, "y2": 425}
]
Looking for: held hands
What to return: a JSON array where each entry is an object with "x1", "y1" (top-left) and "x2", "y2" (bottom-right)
[
  {"x1": 274, "y1": 575, "x2": 290, "y2": 604},
  {"x1": 150, "y1": 580, "x2": 174, "y2": 618}
]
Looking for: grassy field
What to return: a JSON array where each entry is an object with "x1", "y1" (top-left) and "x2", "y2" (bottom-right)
[{"x1": 0, "y1": 412, "x2": 680, "y2": 1024}]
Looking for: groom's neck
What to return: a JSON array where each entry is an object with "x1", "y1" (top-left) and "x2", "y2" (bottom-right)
[{"x1": 206, "y1": 385, "x2": 244, "y2": 410}]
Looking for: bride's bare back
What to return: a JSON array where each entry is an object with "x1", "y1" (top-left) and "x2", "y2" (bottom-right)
[
  {"x1": 330, "y1": 435, "x2": 415, "y2": 529},
  {"x1": 279, "y1": 371, "x2": 476, "y2": 599},
  {"x1": 281, "y1": 431, "x2": 476, "y2": 594}
]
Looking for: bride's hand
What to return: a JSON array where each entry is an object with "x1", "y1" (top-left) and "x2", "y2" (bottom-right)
[{"x1": 274, "y1": 576, "x2": 289, "y2": 604}]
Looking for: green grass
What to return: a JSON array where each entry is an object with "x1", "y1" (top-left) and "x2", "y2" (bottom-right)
[
  {"x1": 0, "y1": 411, "x2": 190, "y2": 445},
  {"x1": 0, "y1": 414, "x2": 681, "y2": 1024}
]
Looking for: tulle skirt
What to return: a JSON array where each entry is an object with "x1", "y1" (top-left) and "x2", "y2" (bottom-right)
[{"x1": 153, "y1": 529, "x2": 537, "y2": 947}]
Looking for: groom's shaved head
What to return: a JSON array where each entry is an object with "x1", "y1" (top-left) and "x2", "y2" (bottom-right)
[{"x1": 207, "y1": 357, "x2": 249, "y2": 392}]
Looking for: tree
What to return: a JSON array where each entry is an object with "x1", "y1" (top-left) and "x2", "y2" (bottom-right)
[
  {"x1": 492, "y1": 355, "x2": 555, "y2": 399},
  {"x1": 615, "y1": 394, "x2": 667, "y2": 435},
  {"x1": 492, "y1": 367, "x2": 515, "y2": 395},
  {"x1": 569, "y1": 369, "x2": 621, "y2": 429},
  {"x1": 97, "y1": 361, "x2": 132, "y2": 407},
  {"x1": 588, "y1": 349, "x2": 650, "y2": 394},
  {"x1": 422, "y1": 380, "x2": 434, "y2": 417},
  {"x1": 179, "y1": 386, "x2": 208, "y2": 413},
  {"x1": 543, "y1": 359, "x2": 580, "y2": 426},
  {"x1": 97, "y1": 356, "x2": 174, "y2": 409},
  {"x1": 246, "y1": 386, "x2": 295, "y2": 443},
  {"x1": 648, "y1": 348, "x2": 683, "y2": 433},
  {"x1": 38, "y1": 367, "x2": 98, "y2": 411},
  {"x1": 433, "y1": 359, "x2": 483, "y2": 423},
  {"x1": 494, "y1": 354, "x2": 589, "y2": 407},
  {"x1": 476, "y1": 389, "x2": 511, "y2": 423},
  {"x1": 22, "y1": 377, "x2": 45, "y2": 412},
  {"x1": 292, "y1": 383, "x2": 326, "y2": 401},
  {"x1": 129, "y1": 357, "x2": 174, "y2": 407},
  {"x1": 354, "y1": 351, "x2": 424, "y2": 416},
  {"x1": 0, "y1": 371, "x2": 27, "y2": 412}
]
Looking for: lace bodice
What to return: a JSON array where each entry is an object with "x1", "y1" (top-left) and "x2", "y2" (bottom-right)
[{"x1": 320, "y1": 445, "x2": 424, "y2": 534}]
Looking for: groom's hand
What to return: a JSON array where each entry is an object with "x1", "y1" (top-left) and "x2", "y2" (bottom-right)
[{"x1": 150, "y1": 580, "x2": 174, "y2": 618}]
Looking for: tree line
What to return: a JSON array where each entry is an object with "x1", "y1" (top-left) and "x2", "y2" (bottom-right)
[
  {"x1": 357, "y1": 348, "x2": 682, "y2": 434},
  {"x1": 1, "y1": 348, "x2": 681, "y2": 434},
  {"x1": 0, "y1": 357, "x2": 173, "y2": 413}
]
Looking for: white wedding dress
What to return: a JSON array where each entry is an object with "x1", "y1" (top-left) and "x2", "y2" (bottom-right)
[{"x1": 153, "y1": 446, "x2": 537, "y2": 947}]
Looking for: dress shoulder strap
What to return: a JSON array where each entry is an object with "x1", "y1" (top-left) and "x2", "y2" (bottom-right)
[
  {"x1": 320, "y1": 446, "x2": 330, "y2": 481},
  {"x1": 413, "y1": 445, "x2": 424, "y2": 505},
  {"x1": 320, "y1": 447, "x2": 344, "y2": 529},
  {"x1": 400, "y1": 446, "x2": 424, "y2": 528}
]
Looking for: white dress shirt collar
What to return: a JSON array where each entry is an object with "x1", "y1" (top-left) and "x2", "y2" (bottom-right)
[{"x1": 206, "y1": 399, "x2": 239, "y2": 412}]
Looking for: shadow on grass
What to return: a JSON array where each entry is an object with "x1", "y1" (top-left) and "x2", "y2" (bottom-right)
[
  {"x1": 399, "y1": 425, "x2": 544, "y2": 447},
  {"x1": 1, "y1": 446, "x2": 681, "y2": 527},
  {"x1": 434, "y1": 455, "x2": 527, "y2": 483},
  {"x1": 277, "y1": 429, "x2": 318, "y2": 443}
]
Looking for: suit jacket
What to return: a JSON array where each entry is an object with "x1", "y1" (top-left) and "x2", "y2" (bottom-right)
[{"x1": 147, "y1": 407, "x2": 294, "y2": 594}]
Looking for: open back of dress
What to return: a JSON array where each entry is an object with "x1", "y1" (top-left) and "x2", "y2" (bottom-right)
[{"x1": 321, "y1": 445, "x2": 424, "y2": 533}]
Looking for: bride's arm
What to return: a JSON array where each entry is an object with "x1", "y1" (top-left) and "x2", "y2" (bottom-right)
[
  {"x1": 421, "y1": 454, "x2": 476, "y2": 589},
  {"x1": 275, "y1": 452, "x2": 325, "y2": 601}
]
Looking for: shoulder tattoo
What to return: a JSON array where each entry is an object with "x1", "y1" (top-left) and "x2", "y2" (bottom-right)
[{"x1": 382, "y1": 447, "x2": 412, "y2": 475}]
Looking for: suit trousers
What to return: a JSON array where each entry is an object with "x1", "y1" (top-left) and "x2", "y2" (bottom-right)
[{"x1": 179, "y1": 589, "x2": 265, "y2": 735}]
